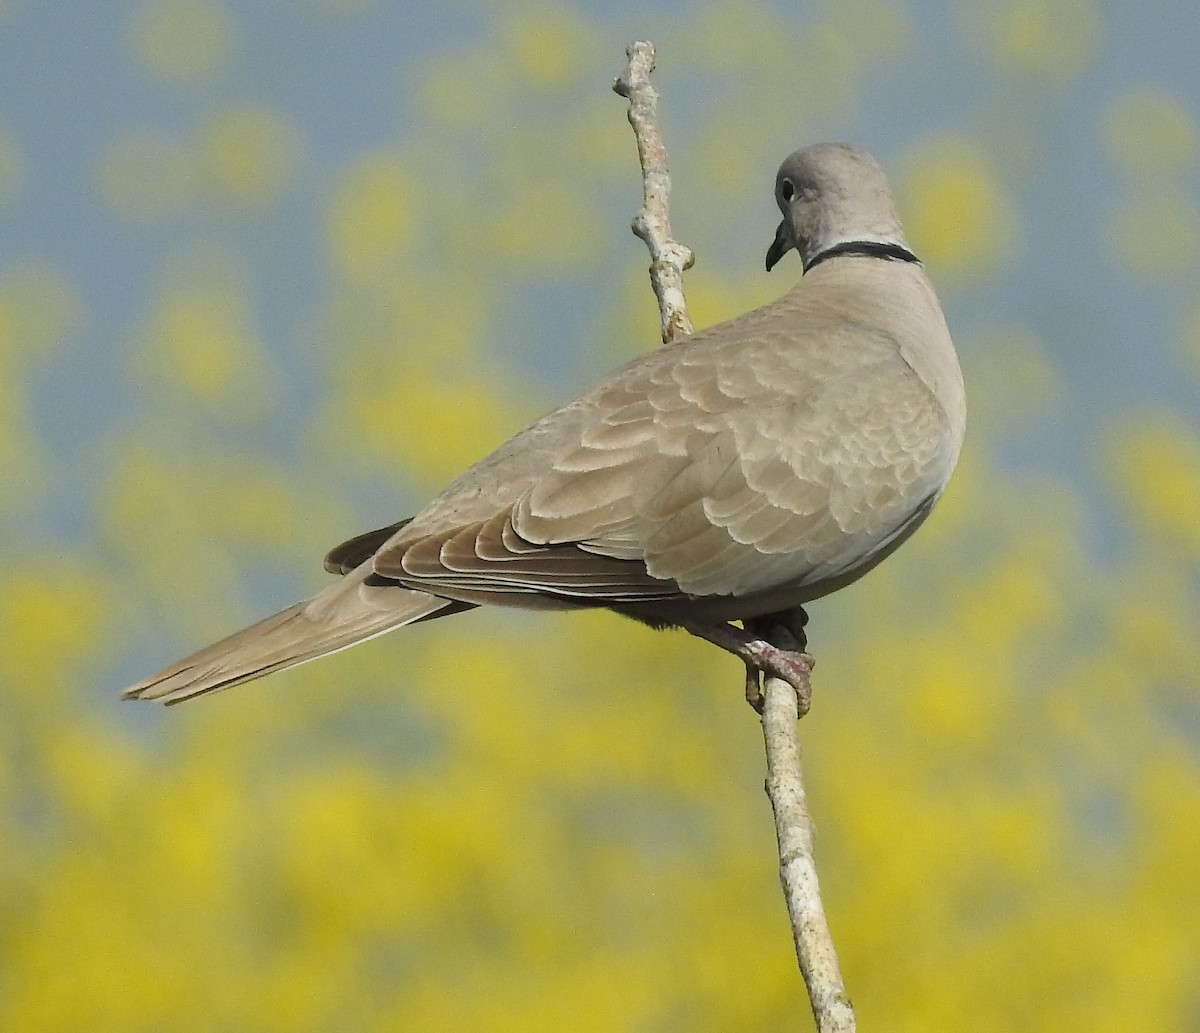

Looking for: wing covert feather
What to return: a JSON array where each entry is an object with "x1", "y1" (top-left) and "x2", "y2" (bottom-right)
[{"x1": 369, "y1": 264, "x2": 959, "y2": 608}]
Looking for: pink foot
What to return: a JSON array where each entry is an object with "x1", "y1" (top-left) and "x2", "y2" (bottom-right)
[{"x1": 680, "y1": 614, "x2": 814, "y2": 715}]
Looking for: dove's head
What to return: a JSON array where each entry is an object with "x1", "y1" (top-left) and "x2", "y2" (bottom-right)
[{"x1": 766, "y1": 143, "x2": 908, "y2": 272}]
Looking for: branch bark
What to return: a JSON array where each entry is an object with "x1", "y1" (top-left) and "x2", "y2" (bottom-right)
[
  {"x1": 760, "y1": 633, "x2": 856, "y2": 1033},
  {"x1": 612, "y1": 40, "x2": 857, "y2": 1033},
  {"x1": 612, "y1": 41, "x2": 695, "y2": 344}
]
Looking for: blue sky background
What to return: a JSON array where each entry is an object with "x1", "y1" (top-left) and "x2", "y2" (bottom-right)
[{"x1": 4, "y1": 1, "x2": 1199, "y2": 563}]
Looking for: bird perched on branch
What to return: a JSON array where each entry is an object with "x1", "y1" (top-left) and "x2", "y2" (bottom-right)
[{"x1": 124, "y1": 143, "x2": 965, "y2": 707}]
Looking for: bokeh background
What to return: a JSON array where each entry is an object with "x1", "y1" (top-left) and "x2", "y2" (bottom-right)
[{"x1": 2, "y1": 1, "x2": 1199, "y2": 1029}]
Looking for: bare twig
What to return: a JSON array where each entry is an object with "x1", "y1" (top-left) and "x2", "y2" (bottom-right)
[
  {"x1": 612, "y1": 41, "x2": 695, "y2": 343},
  {"x1": 760, "y1": 633, "x2": 856, "y2": 1033},
  {"x1": 764, "y1": 686, "x2": 856, "y2": 1032},
  {"x1": 612, "y1": 41, "x2": 856, "y2": 1033}
]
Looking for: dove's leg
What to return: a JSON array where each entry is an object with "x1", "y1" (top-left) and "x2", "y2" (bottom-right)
[{"x1": 680, "y1": 607, "x2": 813, "y2": 714}]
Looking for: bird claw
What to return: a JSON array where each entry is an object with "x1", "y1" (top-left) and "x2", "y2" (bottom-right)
[
  {"x1": 749, "y1": 647, "x2": 814, "y2": 717},
  {"x1": 744, "y1": 663, "x2": 764, "y2": 712},
  {"x1": 681, "y1": 610, "x2": 814, "y2": 716}
]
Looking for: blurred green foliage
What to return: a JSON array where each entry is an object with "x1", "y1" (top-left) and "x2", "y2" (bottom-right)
[{"x1": 2, "y1": 0, "x2": 1199, "y2": 1030}]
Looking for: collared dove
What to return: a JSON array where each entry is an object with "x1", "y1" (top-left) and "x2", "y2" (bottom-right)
[{"x1": 124, "y1": 142, "x2": 965, "y2": 705}]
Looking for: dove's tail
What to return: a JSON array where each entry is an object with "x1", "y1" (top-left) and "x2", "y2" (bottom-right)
[{"x1": 122, "y1": 576, "x2": 457, "y2": 705}]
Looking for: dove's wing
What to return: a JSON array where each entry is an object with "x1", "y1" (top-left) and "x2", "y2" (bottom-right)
[{"x1": 367, "y1": 263, "x2": 956, "y2": 616}]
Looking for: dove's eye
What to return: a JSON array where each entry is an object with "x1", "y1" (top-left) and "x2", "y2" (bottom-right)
[{"x1": 780, "y1": 179, "x2": 795, "y2": 202}]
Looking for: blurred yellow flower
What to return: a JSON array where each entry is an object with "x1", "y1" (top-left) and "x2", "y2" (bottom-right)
[
  {"x1": 1104, "y1": 88, "x2": 1198, "y2": 178},
  {"x1": 694, "y1": 0, "x2": 794, "y2": 73},
  {"x1": 0, "y1": 261, "x2": 83, "y2": 365},
  {"x1": 1116, "y1": 578, "x2": 1200, "y2": 682},
  {"x1": 198, "y1": 105, "x2": 301, "y2": 207},
  {"x1": 820, "y1": 0, "x2": 914, "y2": 67},
  {"x1": 678, "y1": 266, "x2": 787, "y2": 332},
  {"x1": 910, "y1": 648, "x2": 999, "y2": 745},
  {"x1": 327, "y1": 152, "x2": 417, "y2": 284},
  {"x1": 963, "y1": 326, "x2": 1062, "y2": 433},
  {"x1": 488, "y1": 181, "x2": 606, "y2": 269},
  {"x1": 501, "y1": 5, "x2": 593, "y2": 91},
  {"x1": 962, "y1": 0, "x2": 1102, "y2": 80},
  {"x1": 1110, "y1": 414, "x2": 1200, "y2": 553},
  {"x1": 337, "y1": 369, "x2": 522, "y2": 488},
  {"x1": 421, "y1": 52, "x2": 514, "y2": 129},
  {"x1": 135, "y1": 263, "x2": 275, "y2": 417},
  {"x1": 900, "y1": 137, "x2": 1017, "y2": 278},
  {"x1": 104, "y1": 445, "x2": 305, "y2": 560},
  {"x1": 130, "y1": 0, "x2": 234, "y2": 85},
  {"x1": 0, "y1": 562, "x2": 109, "y2": 697},
  {"x1": 1109, "y1": 189, "x2": 1200, "y2": 279}
]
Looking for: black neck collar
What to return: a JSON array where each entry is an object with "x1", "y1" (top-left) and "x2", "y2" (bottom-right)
[{"x1": 804, "y1": 240, "x2": 920, "y2": 273}]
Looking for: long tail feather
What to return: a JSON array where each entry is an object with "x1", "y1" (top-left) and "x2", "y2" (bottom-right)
[{"x1": 122, "y1": 581, "x2": 453, "y2": 705}]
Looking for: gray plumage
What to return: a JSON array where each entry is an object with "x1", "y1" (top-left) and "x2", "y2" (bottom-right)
[{"x1": 124, "y1": 143, "x2": 965, "y2": 704}]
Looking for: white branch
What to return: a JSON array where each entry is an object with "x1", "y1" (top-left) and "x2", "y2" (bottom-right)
[
  {"x1": 762, "y1": 666, "x2": 856, "y2": 1033},
  {"x1": 613, "y1": 40, "x2": 857, "y2": 1033},
  {"x1": 612, "y1": 41, "x2": 695, "y2": 343}
]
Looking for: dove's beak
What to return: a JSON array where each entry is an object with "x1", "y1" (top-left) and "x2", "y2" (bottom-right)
[{"x1": 765, "y1": 221, "x2": 792, "y2": 272}]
